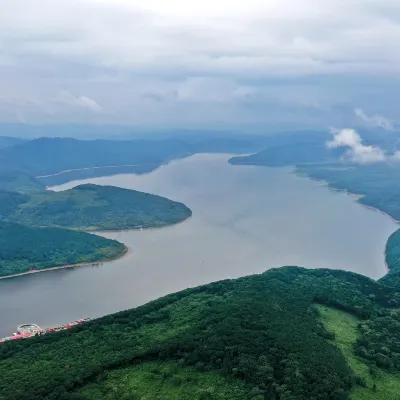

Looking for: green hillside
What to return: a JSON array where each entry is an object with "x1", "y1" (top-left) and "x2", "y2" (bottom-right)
[
  {"x1": 376, "y1": 230, "x2": 400, "y2": 289},
  {"x1": 0, "y1": 222, "x2": 126, "y2": 277},
  {"x1": 0, "y1": 137, "x2": 191, "y2": 177},
  {"x1": 0, "y1": 184, "x2": 191, "y2": 230},
  {"x1": 1, "y1": 267, "x2": 400, "y2": 400},
  {"x1": 318, "y1": 305, "x2": 400, "y2": 400}
]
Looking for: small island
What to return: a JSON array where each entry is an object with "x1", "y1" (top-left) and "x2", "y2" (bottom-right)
[
  {"x1": 0, "y1": 222, "x2": 127, "y2": 278},
  {"x1": 0, "y1": 184, "x2": 192, "y2": 231}
]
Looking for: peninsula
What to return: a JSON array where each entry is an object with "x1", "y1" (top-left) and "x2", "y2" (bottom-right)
[
  {"x1": 0, "y1": 184, "x2": 192, "y2": 231},
  {"x1": 0, "y1": 222, "x2": 127, "y2": 278}
]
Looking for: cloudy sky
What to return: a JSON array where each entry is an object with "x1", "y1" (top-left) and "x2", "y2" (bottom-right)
[{"x1": 1, "y1": 0, "x2": 400, "y2": 129}]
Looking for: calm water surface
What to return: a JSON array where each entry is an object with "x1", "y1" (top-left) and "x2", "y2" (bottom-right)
[{"x1": 0, "y1": 154, "x2": 398, "y2": 336}]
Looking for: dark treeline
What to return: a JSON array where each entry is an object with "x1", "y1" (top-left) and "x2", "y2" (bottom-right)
[
  {"x1": 1, "y1": 267, "x2": 400, "y2": 400},
  {"x1": 0, "y1": 222, "x2": 126, "y2": 276}
]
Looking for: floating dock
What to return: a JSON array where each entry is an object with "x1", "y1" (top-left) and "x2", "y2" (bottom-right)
[{"x1": 0, "y1": 318, "x2": 91, "y2": 343}]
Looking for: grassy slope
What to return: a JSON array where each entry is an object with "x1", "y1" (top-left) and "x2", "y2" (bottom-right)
[
  {"x1": 317, "y1": 305, "x2": 400, "y2": 400},
  {"x1": 79, "y1": 362, "x2": 250, "y2": 400}
]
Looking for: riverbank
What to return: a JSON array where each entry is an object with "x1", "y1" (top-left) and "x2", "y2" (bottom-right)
[
  {"x1": 0, "y1": 245, "x2": 131, "y2": 280},
  {"x1": 93, "y1": 215, "x2": 193, "y2": 235},
  {"x1": 291, "y1": 167, "x2": 400, "y2": 279},
  {"x1": 293, "y1": 168, "x2": 400, "y2": 223},
  {"x1": 36, "y1": 163, "x2": 162, "y2": 179}
]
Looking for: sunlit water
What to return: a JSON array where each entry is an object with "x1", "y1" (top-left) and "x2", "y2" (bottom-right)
[{"x1": 0, "y1": 154, "x2": 397, "y2": 337}]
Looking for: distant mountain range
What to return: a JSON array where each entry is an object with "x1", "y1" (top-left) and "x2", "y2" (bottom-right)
[{"x1": 0, "y1": 134, "x2": 269, "y2": 185}]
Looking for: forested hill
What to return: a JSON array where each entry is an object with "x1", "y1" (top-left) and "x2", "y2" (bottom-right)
[
  {"x1": 0, "y1": 222, "x2": 126, "y2": 277},
  {"x1": 0, "y1": 184, "x2": 192, "y2": 230},
  {"x1": 0, "y1": 171, "x2": 44, "y2": 192},
  {"x1": 0, "y1": 137, "x2": 191, "y2": 177},
  {"x1": 1, "y1": 267, "x2": 400, "y2": 399},
  {"x1": 379, "y1": 229, "x2": 400, "y2": 289}
]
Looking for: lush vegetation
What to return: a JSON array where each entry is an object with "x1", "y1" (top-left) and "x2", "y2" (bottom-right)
[
  {"x1": 3, "y1": 132, "x2": 400, "y2": 399},
  {"x1": 0, "y1": 222, "x2": 126, "y2": 277},
  {"x1": 0, "y1": 184, "x2": 191, "y2": 230},
  {"x1": 2, "y1": 267, "x2": 400, "y2": 399},
  {"x1": 79, "y1": 362, "x2": 251, "y2": 400},
  {"x1": 380, "y1": 230, "x2": 400, "y2": 288},
  {"x1": 0, "y1": 137, "x2": 196, "y2": 279}
]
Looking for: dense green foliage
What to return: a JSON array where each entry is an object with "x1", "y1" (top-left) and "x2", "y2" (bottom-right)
[
  {"x1": 318, "y1": 305, "x2": 400, "y2": 400},
  {"x1": 0, "y1": 184, "x2": 191, "y2": 230},
  {"x1": 2, "y1": 132, "x2": 400, "y2": 399},
  {"x1": 2, "y1": 267, "x2": 400, "y2": 400},
  {"x1": 0, "y1": 222, "x2": 126, "y2": 277},
  {"x1": 79, "y1": 362, "x2": 251, "y2": 400},
  {"x1": 356, "y1": 310, "x2": 400, "y2": 370},
  {"x1": 380, "y1": 230, "x2": 400, "y2": 288}
]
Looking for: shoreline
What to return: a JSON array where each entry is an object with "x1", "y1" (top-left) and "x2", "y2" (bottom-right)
[
  {"x1": 93, "y1": 215, "x2": 192, "y2": 234},
  {"x1": 0, "y1": 245, "x2": 131, "y2": 281},
  {"x1": 0, "y1": 215, "x2": 192, "y2": 281},
  {"x1": 293, "y1": 169, "x2": 400, "y2": 224},
  {"x1": 295, "y1": 170, "x2": 399, "y2": 279},
  {"x1": 357, "y1": 203, "x2": 400, "y2": 225},
  {"x1": 36, "y1": 163, "x2": 162, "y2": 179}
]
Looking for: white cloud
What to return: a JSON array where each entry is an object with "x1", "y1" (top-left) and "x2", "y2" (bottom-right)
[
  {"x1": 327, "y1": 128, "x2": 386, "y2": 164},
  {"x1": 0, "y1": 0, "x2": 400, "y2": 124},
  {"x1": 354, "y1": 108, "x2": 393, "y2": 130},
  {"x1": 57, "y1": 91, "x2": 102, "y2": 113}
]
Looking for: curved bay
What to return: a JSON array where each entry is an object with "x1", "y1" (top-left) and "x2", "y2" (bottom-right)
[{"x1": 0, "y1": 154, "x2": 397, "y2": 337}]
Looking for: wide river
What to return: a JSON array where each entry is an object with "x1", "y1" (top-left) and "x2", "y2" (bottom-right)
[{"x1": 0, "y1": 154, "x2": 398, "y2": 336}]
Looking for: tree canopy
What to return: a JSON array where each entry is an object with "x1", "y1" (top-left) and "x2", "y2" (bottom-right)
[
  {"x1": 0, "y1": 222, "x2": 126, "y2": 277},
  {"x1": 1, "y1": 267, "x2": 400, "y2": 399},
  {"x1": 0, "y1": 184, "x2": 191, "y2": 230}
]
